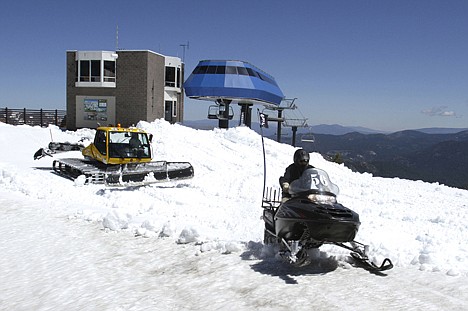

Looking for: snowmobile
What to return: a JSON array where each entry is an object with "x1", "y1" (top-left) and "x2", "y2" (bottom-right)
[
  {"x1": 262, "y1": 167, "x2": 393, "y2": 272},
  {"x1": 33, "y1": 125, "x2": 194, "y2": 186}
]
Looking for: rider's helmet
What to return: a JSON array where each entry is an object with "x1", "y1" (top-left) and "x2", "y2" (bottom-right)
[{"x1": 293, "y1": 149, "x2": 310, "y2": 167}]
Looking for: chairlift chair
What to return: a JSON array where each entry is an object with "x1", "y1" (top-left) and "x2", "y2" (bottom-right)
[
  {"x1": 207, "y1": 104, "x2": 234, "y2": 120},
  {"x1": 207, "y1": 105, "x2": 219, "y2": 119},
  {"x1": 301, "y1": 129, "x2": 315, "y2": 143}
]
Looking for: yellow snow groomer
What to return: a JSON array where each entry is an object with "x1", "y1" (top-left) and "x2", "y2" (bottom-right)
[{"x1": 34, "y1": 125, "x2": 194, "y2": 186}]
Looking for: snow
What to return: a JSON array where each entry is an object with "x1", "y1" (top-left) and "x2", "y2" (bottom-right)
[{"x1": 1, "y1": 119, "x2": 468, "y2": 310}]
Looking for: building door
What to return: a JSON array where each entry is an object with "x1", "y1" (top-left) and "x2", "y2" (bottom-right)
[{"x1": 165, "y1": 101, "x2": 173, "y2": 122}]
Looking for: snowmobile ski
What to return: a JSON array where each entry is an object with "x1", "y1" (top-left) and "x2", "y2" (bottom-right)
[
  {"x1": 333, "y1": 241, "x2": 394, "y2": 273},
  {"x1": 350, "y1": 252, "x2": 394, "y2": 272}
]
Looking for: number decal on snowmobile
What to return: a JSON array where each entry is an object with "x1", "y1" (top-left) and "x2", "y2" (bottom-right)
[{"x1": 310, "y1": 172, "x2": 329, "y2": 189}]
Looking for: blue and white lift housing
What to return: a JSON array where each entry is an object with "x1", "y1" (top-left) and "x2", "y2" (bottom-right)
[{"x1": 184, "y1": 60, "x2": 285, "y2": 106}]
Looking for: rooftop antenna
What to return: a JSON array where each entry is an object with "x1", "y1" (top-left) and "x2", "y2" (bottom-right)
[
  {"x1": 180, "y1": 41, "x2": 189, "y2": 63},
  {"x1": 115, "y1": 24, "x2": 119, "y2": 51}
]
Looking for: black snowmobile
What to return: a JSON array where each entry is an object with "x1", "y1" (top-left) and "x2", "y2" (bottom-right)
[{"x1": 262, "y1": 167, "x2": 393, "y2": 272}]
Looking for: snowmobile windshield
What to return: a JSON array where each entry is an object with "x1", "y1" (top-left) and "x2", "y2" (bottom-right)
[{"x1": 289, "y1": 168, "x2": 340, "y2": 197}]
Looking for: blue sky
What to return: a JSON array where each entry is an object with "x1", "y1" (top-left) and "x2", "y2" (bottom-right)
[{"x1": 1, "y1": 0, "x2": 467, "y2": 132}]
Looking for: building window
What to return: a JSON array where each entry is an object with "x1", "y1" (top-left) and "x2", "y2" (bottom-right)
[
  {"x1": 104, "y1": 61, "x2": 116, "y2": 82},
  {"x1": 80, "y1": 60, "x2": 90, "y2": 82},
  {"x1": 237, "y1": 67, "x2": 249, "y2": 76},
  {"x1": 225, "y1": 66, "x2": 238, "y2": 74},
  {"x1": 194, "y1": 66, "x2": 208, "y2": 74},
  {"x1": 90, "y1": 60, "x2": 100, "y2": 82},
  {"x1": 75, "y1": 51, "x2": 118, "y2": 88},
  {"x1": 79, "y1": 60, "x2": 101, "y2": 82},
  {"x1": 172, "y1": 101, "x2": 177, "y2": 117},
  {"x1": 164, "y1": 100, "x2": 177, "y2": 121},
  {"x1": 177, "y1": 67, "x2": 181, "y2": 88},
  {"x1": 206, "y1": 66, "x2": 217, "y2": 74},
  {"x1": 190, "y1": 65, "x2": 279, "y2": 86},
  {"x1": 165, "y1": 66, "x2": 176, "y2": 87}
]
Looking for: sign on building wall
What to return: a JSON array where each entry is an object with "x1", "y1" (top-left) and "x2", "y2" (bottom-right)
[
  {"x1": 76, "y1": 96, "x2": 116, "y2": 128},
  {"x1": 84, "y1": 99, "x2": 108, "y2": 121}
]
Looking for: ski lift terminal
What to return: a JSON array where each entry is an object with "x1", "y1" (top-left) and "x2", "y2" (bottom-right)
[{"x1": 185, "y1": 60, "x2": 285, "y2": 128}]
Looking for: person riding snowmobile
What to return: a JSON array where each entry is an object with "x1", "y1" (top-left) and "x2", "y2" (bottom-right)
[{"x1": 279, "y1": 149, "x2": 314, "y2": 201}]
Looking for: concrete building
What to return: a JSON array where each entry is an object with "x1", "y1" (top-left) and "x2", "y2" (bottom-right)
[{"x1": 66, "y1": 50, "x2": 184, "y2": 130}]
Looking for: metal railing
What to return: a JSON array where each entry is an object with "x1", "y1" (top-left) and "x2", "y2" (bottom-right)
[{"x1": 0, "y1": 107, "x2": 66, "y2": 127}]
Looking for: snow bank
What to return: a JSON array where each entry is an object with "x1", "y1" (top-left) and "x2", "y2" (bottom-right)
[{"x1": 0, "y1": 120, "x2": 467, "y2": 276}]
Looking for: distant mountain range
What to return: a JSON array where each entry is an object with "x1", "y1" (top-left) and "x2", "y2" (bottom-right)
[
  {"x1": 182, "y1": 120, "x2": 468, "y2": 135},
  {"x1": 183, "y1": 120, "x2": 468, "y2": 189},
  {"x1": 315, "y1": 125, "x2": 468, "y2": 135},
  {"x1": 182, "y1": 120, "x2": 385, "y2": 135},
  {"x1": 297, "y1": 130, "x2": 468, "y2": 190}
]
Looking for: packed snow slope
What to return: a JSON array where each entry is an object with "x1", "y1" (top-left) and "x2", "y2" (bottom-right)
[{"x1": 0, "y1": 120, "x2": 467, "y2": 277}]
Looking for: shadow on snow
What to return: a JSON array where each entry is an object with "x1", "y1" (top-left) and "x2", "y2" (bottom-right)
[{"x1": 240, "y1": 241, "x2": 338, "y2": 284}]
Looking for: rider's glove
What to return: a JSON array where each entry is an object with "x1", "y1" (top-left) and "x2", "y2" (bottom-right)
[{"x1": 282, "y1": 182, "x2": 289, "y2": 192}]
